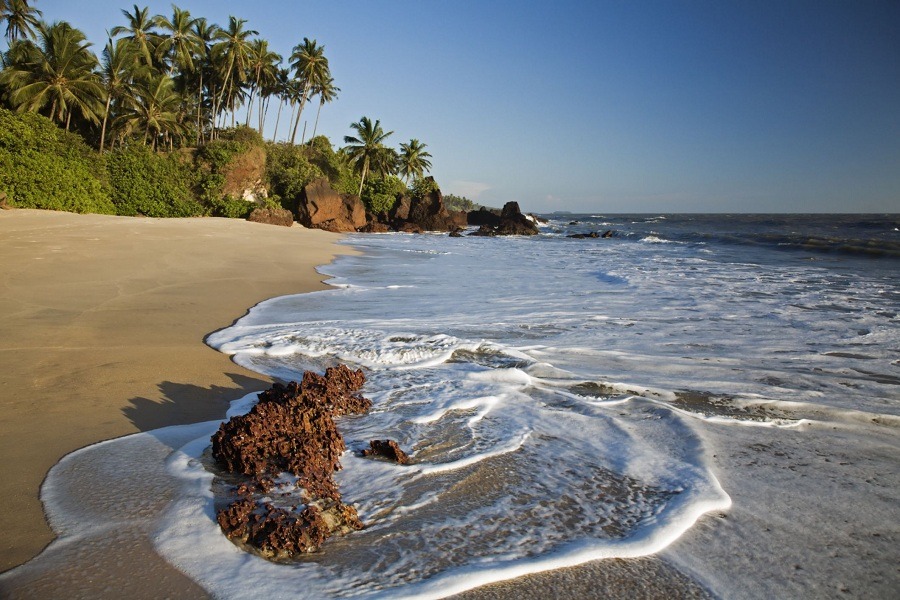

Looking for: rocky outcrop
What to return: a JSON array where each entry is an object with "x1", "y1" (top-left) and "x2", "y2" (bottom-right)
[
  {"x1": 211, "y1": 365, "x2": 372, "y2": 558},
  {"x1": 467, "y1": 207, "x2": 501, "y2": 227},
  {"x1": 467, "y1": 202, "x2": 540, "y2": 236},
  {"x1": 406, "y1": 178, "x2": 455, "y2": 232},
  {"x1": 296, "y1": 178, "x2": 367, "y2": 232},
  {"x1": 247, "y1": 207, "x2": 294, "y2": 227},
  {"x1": 362, "y1": 440, "x2": 411, "y2": 465}
]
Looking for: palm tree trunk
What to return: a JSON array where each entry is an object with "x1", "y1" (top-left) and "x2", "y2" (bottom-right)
[
  {"x1": 312, "y1": 100, "x2": 323, "y2": 139},
  {"x1": 357, "y1": 158, "x2": 369, "y2": 197},
  {"x1": 290, "y1": 81, "x2": 312, "y2": 144},
  {"x1": 100, "y1": 95, "x2": 112, "y2": 153},
  {"x1": 272, "y1": 101, "x2": 283, "y2": 142}
]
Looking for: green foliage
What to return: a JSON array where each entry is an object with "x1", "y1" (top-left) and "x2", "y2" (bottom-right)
[
  {"x1": 408, "y1": 176, "x2": 439, "y2": 200},
  {"x1": 105, "y1": 144, "x2": 204, "y2": 217},
  {"x1": 443, "y1": 193, "x2": 476, "y2": 212},
  {"x1": 265, "y1": 142, "x2": 325, "y2": 210},
  {"x1": 0, "y1": 108, "x2": 116, "y2": 214},
  {"x1": 363, "y1": 175, "x2": 405, "y2": 214},
  {"x1": 197, "y1": 139, "x2": 249, "y2": 174},
  {"x1": 217, "y1": 125, "x2": 265, "y2": 147},
  {"x1": 307, "y1": 135, "x2": 359, "y2": 195},
  {"x1": 205, "y1": 194, "x2": 254, "y2": 219}
]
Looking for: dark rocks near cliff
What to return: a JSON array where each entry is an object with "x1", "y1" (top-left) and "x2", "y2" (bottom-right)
[
  {"x1": 211, "y1": 365, "x2": 372, "y2": 558},
  {"x1": 467, "y1": 202, "x2": 540, "y2": 236},
  {"x1": 247, "y1": 206, "x2": 294, "y2": 227},
  {"x1": 296, "y1": 178, "x2": 366, "y2": 233}
]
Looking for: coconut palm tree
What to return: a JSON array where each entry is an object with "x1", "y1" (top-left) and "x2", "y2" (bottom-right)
[
  {"x1": 310, "y1": 75, "x2": 338, "y2": 140},
  {"x1": 244, "y1": 38, "x2": 280, "y2": 131},
  {"x1": 343, "y1": 116, "x2": 393, "y2": 197},
  {"x1": 212, "y1": 16, "x2": 257, "y2": 130},
  {"x1": 288, "y1": 37, "x2": 328, "y2": 144},
  {"x1": 1, "y1": 0, "x2": 42, "y2": 44},
  {"x1": 0, "y1": 21, "x2": 103, "y2": 130},
  {"x1": 99, "y1": 37, "x2": 141, "y2": 152},
  {"x1": 398, "y1": 139, "x2": 433, "y2": 183},
  {"x1": 189, "y1": 17, "x2": 217, "y2": 144},
  {"x1": 119, "y1": 72, "x2": 182, "y2": 150},
  {"x1": 110, "y1": 5, "x2": 160, "y2": 68},
  {"x1": 269, "y1": 66, "x2": 291, "y2": 141},
  {"x1": 155, "y1": 5, "x2": 199, "y2": 76}
]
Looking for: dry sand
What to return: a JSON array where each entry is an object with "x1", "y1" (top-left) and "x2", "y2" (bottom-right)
[{"x1": 0, "y1": 209, "x2": 349, "y2": 573}]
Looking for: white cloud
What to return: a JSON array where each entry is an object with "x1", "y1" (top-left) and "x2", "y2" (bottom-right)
[{"x1": 446, "y1": 180, "x2": 492, "y2": 199}]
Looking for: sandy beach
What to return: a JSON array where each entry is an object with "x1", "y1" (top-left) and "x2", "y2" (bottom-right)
[{"x1": 0, "y1": 209, "x2": 348, "y2": 576}]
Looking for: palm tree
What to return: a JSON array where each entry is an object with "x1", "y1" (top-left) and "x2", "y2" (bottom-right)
[
  {"x1": 99, "y1": 37, "x2": 141, "y2": 152},
  {"x1": 398, "y1": 139, "x2": 433, "y2": 183},
  {"x1": 269, "y1": 66, "x2": 291, "y2": 141},
  {"x1": 0, "y1": 21, "x2": 103, "y2": 130},
  {"x1": 310, "y1": 75, "x2": 338, "y2": 140},
  {"x1": 244, "y1": 38, "x2": 280, "y2": 131},
  {"x1": 155, "y1": 5, "x2": 199, "y2": 76},
  {"x1": 189, "y1": 17, "x2": 217, "y2": 144},
  {"x1": 212, "y1": 16, "x2": 257, "y2": 130},
  {"x1": 288, "y1": 37, "x2": 328, "y2": 144},
  {"x1": 119, "y1": 72, "x2": 182, "y2": 150},
  {"x1": 343, "y1": 116, "x2": 393, "y2": 197},
  {"x1": 110, "y1": 5, "x2": 160, "y2": 68},
  {"x1": 1, "y1": 0, "x2": 42, "y2": 44}
]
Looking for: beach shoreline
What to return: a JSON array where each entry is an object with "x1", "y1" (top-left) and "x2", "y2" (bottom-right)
[{"x1": 0, "y1": 209, "x2": 350, "y2": 574}]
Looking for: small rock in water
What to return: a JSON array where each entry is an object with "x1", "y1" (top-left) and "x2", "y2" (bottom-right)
[{"x1": 362, "y1": 439, "x2": 411, "y2": 465}]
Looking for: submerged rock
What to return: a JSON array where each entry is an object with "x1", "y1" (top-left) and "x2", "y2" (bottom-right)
[
  {"x1": 211, "y1": 365, "x2": 371, "y2": 557},
  {"x1": 362, "y1": 439, "x2": 411, "y2": 465}
]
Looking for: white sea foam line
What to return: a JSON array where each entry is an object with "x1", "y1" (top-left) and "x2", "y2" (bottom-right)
[
  {"x1": 410, "y1": 395, "x2": 500, "y2": 424},
  {"x1": 414, "y1": 430, "x2": 532, "y2": 475}
]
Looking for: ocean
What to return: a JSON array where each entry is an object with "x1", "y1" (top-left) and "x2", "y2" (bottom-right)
[{"x1": 8, "y1": 214, "x2": 900, "y2": 598}]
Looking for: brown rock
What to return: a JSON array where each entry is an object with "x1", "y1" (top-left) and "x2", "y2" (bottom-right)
[
  {"x1": 362, "y1": 440, "x2": 411, "y2": 465},
  {"x1": 247, "y1": 207, "x2": 294, "y2": 227},
  {"x1": 297, "y1": 178, "x2": 366, "y2": 231},
  {"x1": 211, "y1": 365, "x2": 371, "y2": 557}
]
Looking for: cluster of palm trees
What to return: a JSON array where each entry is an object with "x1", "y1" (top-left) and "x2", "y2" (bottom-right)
[
  {"x1": 344, "y1": 117, "x2": 433, "y2": 195},
  {"x1": 0, "y1": 2, "x2": 339, "y2": 151}
]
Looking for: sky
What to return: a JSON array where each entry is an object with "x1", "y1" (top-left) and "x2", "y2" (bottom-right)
[{"x1": 27, "y1": 1, "x2": 900, "y2": 213}]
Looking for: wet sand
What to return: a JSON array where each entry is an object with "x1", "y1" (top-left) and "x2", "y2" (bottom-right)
[{"x1": 0, "y1": 209, "x2": 349, "y2": 574}]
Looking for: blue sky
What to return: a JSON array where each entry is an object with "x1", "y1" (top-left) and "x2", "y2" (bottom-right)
[{"x1": 30, "y1": 1, "x2": 900, "y2": 213}]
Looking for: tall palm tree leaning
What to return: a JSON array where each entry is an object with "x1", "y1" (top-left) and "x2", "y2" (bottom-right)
[
  {"x1": 110, "y1": 5, "x2": 160, "y2": 68},
  {"x1": 288, "y1": 37, "x2": 328, "y2": 145},
  {"x1": 0, "y1": 21, "x2": 104, "y2": 130},
  {"x1": 99, "y1": 36, "x2": 140, "y2": 153},
  {"x1": 212, "y1": 16, "x2": 257, "y2": 130},
  {"x1": 398, "y1": 139, "x2": 433, "y2": 183},
  {"x1": 155, "y1": 5, "x2": 199, "y2": 76},
  {"x1": 343, "y1": 116, "x2": 394, "y2": 197},
  {"x1": 1, "y1": 0, "x2": 42, "y2": 44},
  {"x1": 310, "y1": 76, "x2": 338, "y2": 140}
]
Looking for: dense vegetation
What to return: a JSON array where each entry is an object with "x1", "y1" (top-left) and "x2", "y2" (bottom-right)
[{"x1": 0, "y1": 1, "x2": 441, "y2": 217}]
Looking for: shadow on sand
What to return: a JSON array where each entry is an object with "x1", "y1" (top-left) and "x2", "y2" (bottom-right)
[{"x1": 123, "y1": 372, "x2": 270, "y2": 433}]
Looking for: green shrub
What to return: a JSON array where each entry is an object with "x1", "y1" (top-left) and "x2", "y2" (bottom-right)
[
  {"x1": 206, "y1": 194, "x2": 254, "y2": 218},
  {"x1": 409, "y1": 176, "x2": 439, "y2": 200},
  {"x1": 363, "y1": 175, "x2": 405, "y2": 214},
  {"x1": 306, "y1": 136, "x2": 359, "y2": 196},
  {"x1": 0, "y1": 108, "x2": 116, "y2": 214},
  {"x1": 265, "y1": 142, "x2": 325, "y2": 210},
  {"x1": 217, "y1": 125, "x2": 264, "y2": 147},
  {"x1": 106, "y1": 144, "x2": 204, "y2": 217}
]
